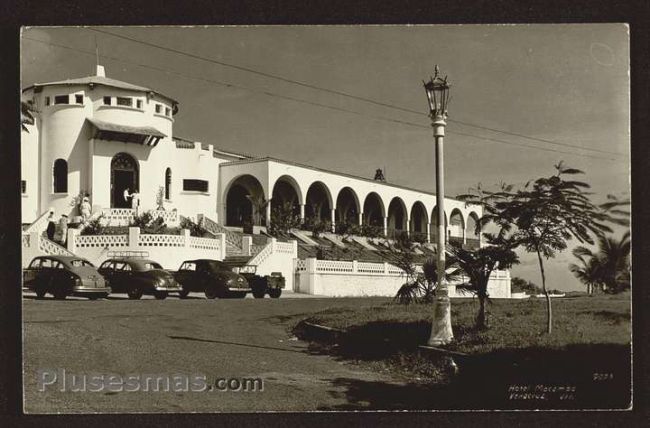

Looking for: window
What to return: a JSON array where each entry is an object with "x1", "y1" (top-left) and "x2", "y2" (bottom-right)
[
  {"x1": 103, "y1": 96, "x2": 112, "y2": 105},
  {"x1": 21, "y1": 180, "x2": 26, "y2": 194},
  {"x1": 180, "y1": 262, "x2": 196, "y2": 271},
  {"x1": 136, "y1": 99, "x2": 143, "y2": 109},
  {"x1": 29, "y1": 258, "x2": 42, "y2": 269},
  {"x1": 70, "y1": 259, "x2": 94, "y2": 268},
  {"x1": 183, "y1": 179, "x2": 208, "y2": 192},
  {"x1": 116, "y1": 97, "x2": 133, "y2": 107},
  {"x1": 144, "y1": 262, "x2": 163, "y2": 270},
  {"x1": 165, "y1": 107, "x2": 170, "y2": 116},
  {"x1": 45, "y1": 97, "x2": 50, "y2": 106},
  {"x1": 54, "y1": 95, "x2": 69, "y2": 105},
  {"x1": 53, "y1": 159, "x2": 68, "y2": 193},
  {"x1": 165, "y1": 168, "x2": 172, "y2": 200},
  {"x1": 155, "y1": 104, "x2": 162, "y2": 114},
  {"x1": 99, "y1": 261, "x2": 114, "y2": 270},
  {"x1": 75, "y1": 94, "x2": 83, "y2": 104}
]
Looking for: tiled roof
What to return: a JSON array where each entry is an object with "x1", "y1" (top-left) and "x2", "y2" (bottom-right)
[{"x1": 87, "y1": 118, "x2": 166, "y2": 138}]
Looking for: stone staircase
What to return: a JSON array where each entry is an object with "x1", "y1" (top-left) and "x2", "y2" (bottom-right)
[
  {"x1": 198, "y1": 215, "x2": 246, "y2": 257},
  {"x1": 222, "y1": 255, "x2": 254, "y2": 269}
]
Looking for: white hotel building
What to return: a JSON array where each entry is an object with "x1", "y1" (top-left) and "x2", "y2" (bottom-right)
[{"x1": 21, "y1": 66, "x2": 511, "y2": 297}]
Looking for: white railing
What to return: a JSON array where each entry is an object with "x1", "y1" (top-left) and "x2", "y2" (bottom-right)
[
  {"x1": 249, "y1": 244, "x2": 266, "y2": 257},
  {"x1": 38, "y1": 235, "x2": 75, "y2": 257},
  {"x1": 151, "y1": 209, "x2": 178, "y2": 226},
  {"x1": 188, "y1": 236, "x2": 221, "y2": 251},
  {"x1": 102, "y1": 208, "x2": 135, "y2": 226},
  {"x1": 248, "y1": 241, "x2": 273, "y2": 266},
  {"x1": 24, "y1": 211, "x2": 51, "y2": 235},
  {"x1": 295, "y1": 259, "x2": 307, "y2": 272},
  {"x1": 275, "y1": 241, "x2": 296, "y2": 254},
  {"x1": 315, "y1": 260, "x2": 355, "y2": 273},
  {"x1": 76, "y1": 234, "x2": 129, "y2": 248},
  {"x1": 357, "y1": 261, "x2": 386, "y2": 274},
  {"x1": 138, "y1": 233, "x2": 185, "y2": 247},
  {"x1": 22, "y1": 234, "x2": 30, "y2": 248}
]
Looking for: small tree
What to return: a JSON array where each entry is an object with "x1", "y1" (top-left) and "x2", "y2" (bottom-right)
[
  {"x1": 459, "y1": 162, "x2": 628, "y2": 334},
  {"x1": 335, "y1": 221, "x2": 361, "y2": 242},
  {"x1": 421, "y1": 256, "x2": 462, "y2": 303},
  {"x1": 179, "y1": 216, "x2": 208, "y2": 237},
  {"x1": 381, "y1": 233, "x2": 421, "y2": 305},
  {"x1": 450, "y1": 243, "x2": 519, "y2": 329},
  {"x1": 246, "y1": 194, "x2": 269, "y2": 227},
  {"x1": 269, "y1": 202, "x2": 301, "y2": 237},
  {"x1": 155, "y1": 186, "x2": 165, "y2": 210}
]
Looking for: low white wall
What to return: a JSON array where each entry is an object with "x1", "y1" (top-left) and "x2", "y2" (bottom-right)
[
  {"x1": 68, "y1": 227, "x2": 226, "y2": 269},
  {"x1": 247, "y1": 238, "x2": 298, "y2": 291},
  {"x1": 294, "y1": 258, "x2": 512, "y2": 298}
]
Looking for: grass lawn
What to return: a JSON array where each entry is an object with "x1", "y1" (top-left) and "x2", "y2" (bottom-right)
[{"x1": 294, "y1": 292, "x2": 631, "y2": 409}]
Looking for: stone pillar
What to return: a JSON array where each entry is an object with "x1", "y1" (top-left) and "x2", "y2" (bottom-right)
[
  {"x1": 330, "y1": 208, "x2": 336, "y2": 233},
  {"x1": 358, "y1": 212, "x2": 363, "y2": 226},
  {"x1": 242, "y1": 235, "x2": 253, "y2": 257},
  {"x1": 383, "y1": 216, "x2": 388, "y2": 237},
  {"x1": 265, "y1": 200, "x2": 272, "y2": 227},
  {"x1": 219, "y1": 233, "x2": 227, "y2": 260},
  {"x1": 67, "y1": 228, "x2": 78, "y2": 253},
  {"x1": 306, "y1": 257, "x2": 318, "y2": 295},
  {"x1": 128, "y1": 227, "x2": 140, "y2": 250},
  {"x1": 182, "y1": 229, "x2": 191, "y2": 248},
  {"x1": 426, "y1": 223, "x2": 431, "y2": 243},
  {"x1": 299, "y1": 204, "x2": 305, "y2": 224},
  {"x1": 292, "y1": 239, "x2": 298, "y2": 258}
]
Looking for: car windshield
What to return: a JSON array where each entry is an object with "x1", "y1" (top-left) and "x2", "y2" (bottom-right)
[
  {"x1": 69, "y1": 259, "x2": 94, "y2": 268},
  {"x1": 207, "y1": 261, "x2": 231, "y2": 272}
]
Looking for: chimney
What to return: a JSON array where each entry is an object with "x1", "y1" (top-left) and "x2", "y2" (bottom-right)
[{"x1": 96, "y1": 65, "x2": 105, "y2": 77}]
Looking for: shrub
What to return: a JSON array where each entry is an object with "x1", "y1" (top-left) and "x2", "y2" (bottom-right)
[
  {"x1": 80, "y1": 214, "x2": 106, "y2": 236},
  {"x1": 179, "y1": 216, "x2": 209, "y2": 237}
]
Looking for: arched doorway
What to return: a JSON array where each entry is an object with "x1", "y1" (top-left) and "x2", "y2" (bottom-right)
[
  {"x1": 111, "y1": 152, "x2": 139, "y2": 208},
  {"x1": 225, "y1": 175, "x2": 266, "y2": 227}
]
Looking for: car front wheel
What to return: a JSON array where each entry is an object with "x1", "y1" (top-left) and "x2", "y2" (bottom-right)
[
  {"x1": 178, "y1": 288, "x2": 190, "y2": 299},
  {"x1": 35, "y1": 288, "x2": 47, "y2": 299},
  {"x1": 204, "y1": 285, "x2": 219, "y2": 299},
  {"x1": 154, "y1": 291, "x2": 168, "y2": 300},
  {"x1": 269, "y1": 289, "x2": 282, "y2": 299},
  {"x1": 252, "y1": 289, "x2": 265, "y2": 299},
  {"x1": 52, "y1": 289, "x2": 67, "y2": 300}
]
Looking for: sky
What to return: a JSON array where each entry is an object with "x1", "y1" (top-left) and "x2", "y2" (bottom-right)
[{"x1": 21, "y1": 25, "x2": 630, "y2": 291}]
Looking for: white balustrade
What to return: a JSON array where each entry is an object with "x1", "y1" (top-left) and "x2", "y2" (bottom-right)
[
  {"x1": 76, "y1": 234, "x2": 129, "y2": 248},
  {"x1": 138, "y1": 233, "x2": 185, "y2": 247}
]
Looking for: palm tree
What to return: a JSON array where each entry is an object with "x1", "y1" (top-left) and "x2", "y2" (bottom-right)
[
  {"x1": 569, "y1": 247, "x2": 602, "y2": 295},
  {"x1": 21, "y1": 100, "x2": 35, "y2": 132},
  {"x1": 570, "y1": 231, "x2": 630, "y2": 294},
  {"x1": 449, "y1": 243, "x2": 519, "y2": 329},
  {"x1": 245, "y1": 194, "x2": 269, "y2": 226}
]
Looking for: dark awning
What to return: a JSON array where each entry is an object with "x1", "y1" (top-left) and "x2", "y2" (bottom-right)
[{"x1": 87, "y1": 118, "x2": 166, "y2": 147}]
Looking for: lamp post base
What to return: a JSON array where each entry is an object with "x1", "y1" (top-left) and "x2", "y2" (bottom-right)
[{"x1": 428, "y1": 294, "x2": 454, "y2": 346}]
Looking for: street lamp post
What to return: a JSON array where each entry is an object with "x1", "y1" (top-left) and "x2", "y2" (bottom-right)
[{"x1": 424, "y1": 66, "x2": 454, "y2": 346}]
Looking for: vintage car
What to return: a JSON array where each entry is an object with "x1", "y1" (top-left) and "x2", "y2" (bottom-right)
[
  {"x1": 98, "y1": 258, "x2": 181, "y2": 300},
  {"x1": 233, "y1": 265, "x2": 285, "y2": 298},
  {"x1": 23, "y1": 255, "x2": 111, "y2": 300},
  {"x1": 173, "y1": 259, "x2": 250, "y2": 299}
]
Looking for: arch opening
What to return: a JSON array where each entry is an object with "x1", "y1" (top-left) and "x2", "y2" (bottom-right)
[
  {"x1": 430, "y1": 206, "x2": 448, "y2": 243},
  {"x1": 53, "y1": 159, "x2": 68, "y2": 194},
  {"x1": 410, "y1": 201, "x2": 429, "y2": 242},
  {"x1": 449, "y1": 209, "x2": 465, "y2": 245},
  {"x1": 304, "y1": 182, "x2": 332, "y2": 225},
  {"x1": 271, "y1": 177, "x2": 301, "y2": 218},
  {"x1": 363, "y1": 192, "x2": 385, "y2": 228},
  {"x1": 336, "y1": 187, "x2": 360, "y2": 224},
  {"x1": 465, "y1": 212, "x2": 481, "y2": 249},
  {"x1": 387, "y1": 197, "x2": 407, "y2": 239},
  {"x1": 225, "y1": 175, "x2": 266, "y2": 227}
]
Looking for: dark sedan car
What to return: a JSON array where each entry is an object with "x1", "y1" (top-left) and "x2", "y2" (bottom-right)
[
  {"x1": 173, "y1": 259, "x2": 250, "y2": 299},
  {"x1": 23, "y1": 255, "x2": 111, "y2": 300},
  {"x1": 98, "y1": 258, "x2": 181, "y2": 300}
]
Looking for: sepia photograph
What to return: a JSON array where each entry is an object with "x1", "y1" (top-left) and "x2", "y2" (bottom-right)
[{"x1": 19, "y1": 25, "x2": 631, "y2": 412}]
